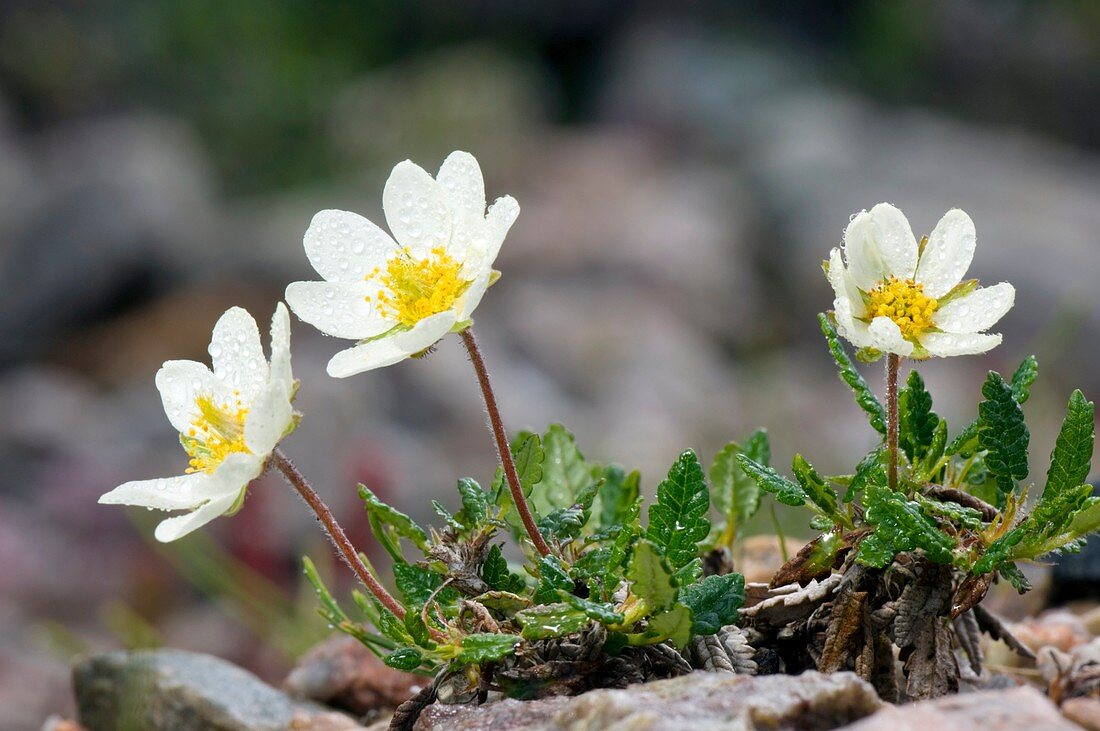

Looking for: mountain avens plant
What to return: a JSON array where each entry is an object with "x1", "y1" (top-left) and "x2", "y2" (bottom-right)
[{"x1": 101, "y1": 161, "x2": 1095, "y2": 725}]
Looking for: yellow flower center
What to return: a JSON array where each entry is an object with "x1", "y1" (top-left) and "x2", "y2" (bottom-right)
[
  {"x1": 183, "y1": 392, "x2": 250, "y2": 473},
  {"x1": 369, "y1": 246, "x2": 471, "y2": 328},
  {"x1": 866, "y1": 276, "x2": 939, "y2": 341}
]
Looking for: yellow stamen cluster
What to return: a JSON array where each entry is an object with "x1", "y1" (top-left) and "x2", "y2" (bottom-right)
[
  {"x1": 866, "y1": 276, "x2": 938, "y2": 340},
  {"x1": 369, "y1": 246, "x2": 470, "y2": 328},
  {"x1": 183, "y1": 392, "x2": 250, "y2": 473}
]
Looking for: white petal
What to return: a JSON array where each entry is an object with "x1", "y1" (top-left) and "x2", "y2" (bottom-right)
[
  {"x1": 326, "y1": 311, "x2": 457, "y2": 378},
  {"x1": 153, "y1": 492, "x2": 241, "y2": 542},
  {"x1": 868, "y1": 316, "x2": 914, "y2": 357},
  {"x1": 155, "y1": 360, "x2": 228, "y2": 434},
  {"x1": 919, "y1": 331, "x2": 1002, "y2": 357},
  {"x1": 834, "y1": 296, "x2": 873, "y2": 349},
  {"x1": 867, "y1": 203, "x2": 918, "y2": 279},
  {"x1": 436, "y1": 151, "x2": 486, "y2": 220},
  {"x1": 842, "y1": 210, "x2": 888, "y2": 291},
  {"x1": 932, "y1": 282, "x2": 1015, "y2": 334},
  {"x1": 827, "y1": 248, "x2": 866, "y2": 317},
  {"x1": 303, "y1": 209, "x2": 398, "y2": 283},
  {"x1": 269, "y1": 302, "x2": 294, "y2": 394},
  {"x1": 285, "y1": 280, "x2": 391, "y2": 340},
  {"x1": 245, "y1": 381, "x2": 292, "y2": 456},
  {"x1": 210, "y1": 307, "x2": 267, "y2": 400},
  {"x1": 483, "y1": 195, "x2": 519, "y2": 263},
  {"x1": 458, "y1": 270, "x2": 492, "y2": 320},
  {"x1": 99, "y1": 472, "x2": 218, "y2": 511},
  {"x1": 382, "y1": 160, "x2": 452, "y2": 256},
  {"x1": 915, "y1": 209, "x2": 976, "y2": 298}
]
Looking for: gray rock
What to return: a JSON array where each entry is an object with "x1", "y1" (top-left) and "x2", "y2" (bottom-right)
[
  {"x1": 841, "y1": 685, "x2": 1077, "y2": 731},
  {"x1": 416, "y1": 670, "x2": 882, "y2": 730},
  {"x1": 73, "y1": 649, "x2": 362, "y2": 731}
]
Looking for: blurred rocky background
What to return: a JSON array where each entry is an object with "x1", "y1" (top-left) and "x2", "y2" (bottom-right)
[{"x1": 1, "y1": 1, "x2": 1098, "y2": 728}]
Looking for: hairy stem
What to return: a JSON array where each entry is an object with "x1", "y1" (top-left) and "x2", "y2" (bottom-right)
[
  {"x1": 272, "y1": 449, "x2": 436, "y2": 636},
  {"x1": 886, "y1": 353, "x2": 900, "y2": 491},
  {"x1": 459, "y1": 327, "x2": 553, "y2": 557}
]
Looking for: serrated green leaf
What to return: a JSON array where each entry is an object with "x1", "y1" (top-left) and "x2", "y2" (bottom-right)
[
  {"x1": 1044, "y1": 390, "x2": 1095, "y2": 501},
  {"x1": 923, "y1": 419, "x2": 948, "y2": 477},
  {"x1": 646, "y1": 450, "x2": 711, "y2": 569},
  {"x1": 596, "y1": 465, "x2": 641, "y2": 531},
  {"x1": 358, "y1": 485, "x2": 429, "y2": 562},
  {"x1": 679, "y1": 573, "x2": 745, "y2": 635},
  {"x1": 537, "y1": 482, "x2": 599, "y2": 541},
  {"x1": 846, "y1": 446, "x2": 886, "y2": 502},
  {"x1": 710, "y1": 432, "x2": 769, "y2": 541},
  {"x1": 371, "y1": 601, "x2": 413, "y2": 646},
  {"x1": 475, "y1": 591, "x2": 530, "y2": 615},
  {"x1": 672, "y1": 558, "x2": 704, "y2": 587},
  {"x1": 393, "y1": 563, "x2": 457, "y2": 610},
  {"x1": 482, "y1": 544, "x2": 526, "y2": 593},
  {"x1": 997, "y1": 562, "x2": 1032, "y2": 592},
  {"x1": 736, "y1": 454, "x2": 806, "y2": 507},
  {"x1": 857, "y1": 484, "x2": 955, "y2": 567},
  {"x1": 628, "y1": 604, "x2": 693, "y2": 648},
  {"x1": 977, "y1": 371, "x2": 1030, "y2": 505},
  {"x1": 532, "y1": 424, "x2": 592, "y2": 515},
  {"x1": 384, "y1": 647, "x2": 423, "y2": 671},
  {"x1": 820, "y1": 313, "x2": 887, "y2": 435},
  {"x1": 1010, "y1": 355, "x2": 1039, "y2": 404},
  {"x1": 562, "y1": 594, "x2": 625, "y2": 625},
  {"x1": 791, "y1": 454, "x2": 847, "y2": 526},
  {"x1": 514, "y1": 603, "x2": 589, "y2": 640},
  {"x1": 916, "y1": 495, "x2": 984, "y2": 530},
  {"x1": 431, "y1": 500, "x2": 463, "y2": 532},
  {"x1": 900, "y1": 370, "x2": 939, "y2": 462},
  {"x1": 454, "y1": 633, "x2": 521, "y2": 664},
  {"x1": 404, "y1": 610, "x2": 434, "y2": 649},
  {"x1": 512, "y1": 432, "x2": 544, "y2": 496},
  {"x1": 455, "y1": 477, "x2": 490, "y2": 531},
  {"x1": 627, "y1": 540, "x2": 677, "y2": 611},
  {"x1": 945, "y1": 421, "x2": 979, "y2": 457},
  {"x1": 532, "y1": 555, "x2": 574, "y2": 605}
]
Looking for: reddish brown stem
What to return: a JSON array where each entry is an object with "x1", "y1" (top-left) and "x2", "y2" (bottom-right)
[
  {"x1": 459, "y1": 327, "x2": 553, "y2": 557},
  {"x1": 886, "y1": 353, "x2": 900, "y2": 491},
  {"x1": 271, "y1": 449, "x2": 444, "y2": 639}
]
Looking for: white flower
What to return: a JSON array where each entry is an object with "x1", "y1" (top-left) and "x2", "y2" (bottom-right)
[
  {"x1": 285, "y1": 150, "x2": 519, "y2": 377},
  {"x1": 99, "y1": 304, "x2": 296, "y2": 542},
  {"x1": 826, "y1": 203, "x2": 1015, "y2": 359}
]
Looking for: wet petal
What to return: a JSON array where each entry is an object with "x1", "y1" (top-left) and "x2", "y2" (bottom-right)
[
  {"x1": 382, "y1": 161, "x2": 452, "y2": 257},
  {"x1": 932, "y1": 282, "x2": 1015, "y2": 334},
  {"x1": 326, "y1": 311, "x2": 456, "y2": 377},
  {"x1": 868, "y1": 203, "x2": 918, "y2": 279},
  {"x1": 868, "y1": 316, "x2": 914, "y2": 357},
  {"x1": 843, "y1": 210, "x2": 888, "y2": 291},
  {"x1": 155, "y1": 360, "x2": 228, "y2": 434},
  {"x1": 919, "y1": 331, "x2": 1002, "y2": 357},
  {"x1": 915, "y1": 209, "x2": 976, "y2": 298},
  {"x1": 285, "y1": 280, "x2": 391, "y2": 340},
  {"x1": 303, "y1": 209, "x2": 397, "y2": 283},
  {"x1": 209, "y1": 307, "x2": 267, "y2": 400},
  {"x1": 436, "y1": 151, "x2": 486, "y2": 220},
  {"x1": 244, "y1": 381, "x2": 292, "y2": 456}
]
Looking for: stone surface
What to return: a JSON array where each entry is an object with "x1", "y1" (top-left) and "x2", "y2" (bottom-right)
[
  {"x1": 841, "y1": 686, "x2": 1078, "y2": 731},
  {"x1": 416, "y1": 670, "x2": 882, "y2": 730},
  {"x1": 73, "y1": 649, "x2": 363, "y2": 731},
  {"x1": 284, "y1": 635, "x2": 423, "y2": 715}
]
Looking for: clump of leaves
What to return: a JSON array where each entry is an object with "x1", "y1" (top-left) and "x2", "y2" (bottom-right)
[
  {"x1": 733, "y1": 314, "x2": 1096, "y2": 701},
  {"x1": 304, "y1": 424, "x2": 746, "y2": 702}
]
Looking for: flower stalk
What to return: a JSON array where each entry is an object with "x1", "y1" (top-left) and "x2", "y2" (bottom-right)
[
  {"x1": 272, "y1": 448, "x2": 446, "y2": 641},
  {"x1": 886, "y1": 353, "x2": 900, "y2": 491},
  {"x1": 459, "y1": 327, "x2": 553, "y2": 557}
]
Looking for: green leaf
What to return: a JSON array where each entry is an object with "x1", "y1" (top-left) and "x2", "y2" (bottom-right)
[
  {"x1": 736, "y1": 454, "x2": 806, "y2": 507},
  {"x1": 710, "y1": 430, "x2": 769, "y2": 539},
  {"x1": 791, "y1": 454, "x2": 845, "y2": 526},
  {"x1": 629, "y1": 605, "x2": 693, "y2": 648},
  {"x1": 846, "y1": 446, "x2": 886, "y2": 502},
  {"x1": 371, "y1": 601, "x2": 413, "y2": 646},
  {"x1": 455, "y1": 633, "x2": 521, "y2": 664},
  {"x1": 384, "y1": 647, "x2": 423, "y2": 671},
  {"x1": 404, "y1": 610, "x2": 435, "y2": 649},
  {"x1": 393, "y1": 563, "x2": 457, "y2": 610},
  {"x1": 531, "y1": 424, "x2": 592, "y2": 515},
  {"x1": 819, "y1": 313, "x2": 887, "y2": 435},
  {"x1": 916, "y1": 495, "x2": 984, "y2": 530},
  {"x1": 856, "y1": 484, "x2": 955, "y2": 567},
  {"x1": 900, "y1": 370, "x2": 939, "y2": 462},
  {"x1": 514, "y1": 603, "x2": 589, "y2": 640},
  {"x1": 481, "y1": 545, "x2": 526, "y2": 593},
  {"x1": 627, "y1": 540, "x2": 677, "y2": 611},
  {"x1": 646, "y1": 450, "x2": 711, "y2": 570},
  {"x1": 561, "y1": 594, "x2": 625, "y2": 625},
  {"x1": 537, "y1": 483, "x2": 599, "y2": 542},
  {"x1": 1010, "y1": 355, "x2": 1039, "y2": 404},
  {"x1": 512, "y1": 432, "x2": 545, "y2": 496},
  {"x1": 679, "y1": 573, "x2": 745, "y2": 635},
  {"x1": 532, "y1": 555, "x2": 574, "y2": 605},
  {"x1": 358, "y1": 485, "x2": 429, "y2": 562},
  {"x1": 596, "y1": 465, "x2": 641, "y2": 531},
  {"x1": 455, "y1": 477, "x2": 490, "y2": 532},
  {"x1": 948, "y1": 356, "x2": 1038, "y2": 457},
  {"x1": 977, "y1": 371, "x2": 1030, "y2": 505},
  {"x1": 1044, "y1": 390, "x2": 1095, "y2": 502}
]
